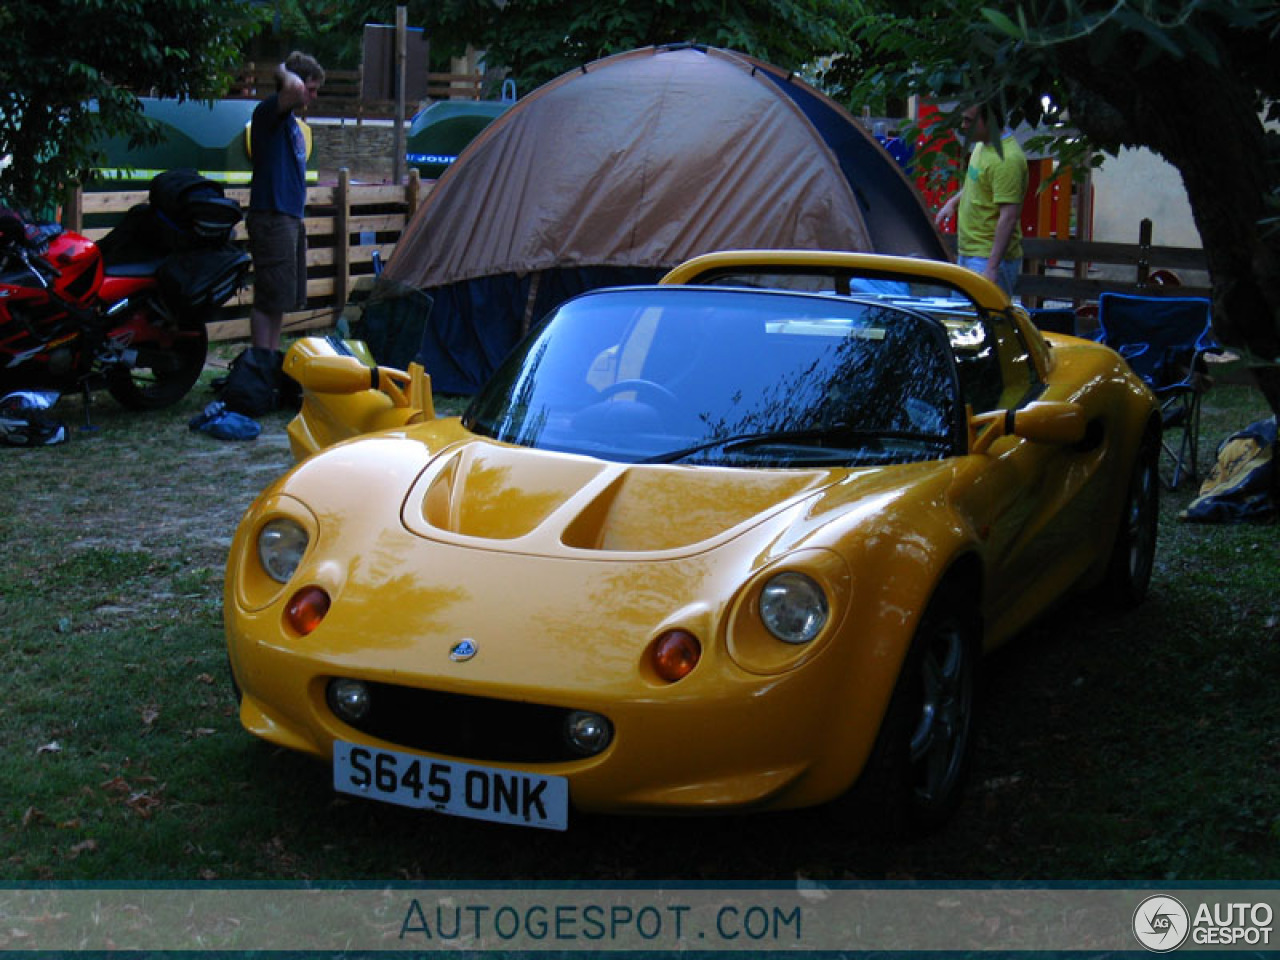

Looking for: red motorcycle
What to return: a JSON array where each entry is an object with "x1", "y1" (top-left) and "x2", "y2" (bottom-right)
[{"x1": 0, "y1": 170, "x2": 250, "y2": 415}]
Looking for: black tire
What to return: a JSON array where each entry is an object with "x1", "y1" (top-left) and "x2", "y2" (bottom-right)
[
  {"x1": 1102, "y1": 424, "x2": 1160, "y2": 607},
  {"x1": 106, "y1": 311, "x2": 209, "y2": 410},
  {"x1": 848, "y1": 586, "x2": 980, "y2": 834}
]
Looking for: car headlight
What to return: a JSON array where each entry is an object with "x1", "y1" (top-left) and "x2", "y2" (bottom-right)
[
  {"x1": 759, "y1": 571, "x2": 828, "y2": 644},
  {"x1": 258, "y1": 518, "x2": 309, "y2": 583}
]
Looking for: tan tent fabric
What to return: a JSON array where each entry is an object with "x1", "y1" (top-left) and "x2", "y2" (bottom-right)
[
  {"x1": 385, "y1": 46, "x2": 923, "y2": 290},
  {"x1": 373, "y1": 45, "x2": 947, "y2": 393}
]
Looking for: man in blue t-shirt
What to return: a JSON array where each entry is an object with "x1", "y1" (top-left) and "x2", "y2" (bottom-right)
[{"x1": 247, "y1": 51, "x2": 324, "y2": 350}]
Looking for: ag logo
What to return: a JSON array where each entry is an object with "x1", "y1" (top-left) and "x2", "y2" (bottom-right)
[{"x1": 1133, "y1": 895, "x2": 1190, "y2": 952}]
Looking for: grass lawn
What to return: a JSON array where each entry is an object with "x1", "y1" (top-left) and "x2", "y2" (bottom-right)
[{"x1": 0, "y1": 356, "x2": 1276, "y2": 883}]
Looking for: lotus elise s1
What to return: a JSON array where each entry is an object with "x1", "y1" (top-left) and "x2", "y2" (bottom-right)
[{"x1": 224, "y1": 251, "x2": 1159, "y2": 832}]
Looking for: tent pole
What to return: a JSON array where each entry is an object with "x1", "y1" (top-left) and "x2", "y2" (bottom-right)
[{"x1": 521, "y1": 273, "x2": 542, "y2": 335}]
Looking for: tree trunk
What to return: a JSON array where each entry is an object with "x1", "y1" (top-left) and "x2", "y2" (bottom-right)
[{"x1": 1065, "y1": 41, "x2": 1280, "y2": 421}]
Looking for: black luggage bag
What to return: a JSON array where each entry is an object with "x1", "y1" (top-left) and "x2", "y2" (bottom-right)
[
  {"x1": 149, "y1": 169, "x2": 243, "y2": 242},
  {"x1": 157, "y1": 245, "x2": 251, "y2": 311}
]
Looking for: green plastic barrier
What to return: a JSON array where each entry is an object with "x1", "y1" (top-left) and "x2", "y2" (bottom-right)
[
  {"x1": 90, "y1": 97, "x2": 317, "y2": 188},
  {"x1": 405, "y1": 100, "x2": 509, "y2": 180}
]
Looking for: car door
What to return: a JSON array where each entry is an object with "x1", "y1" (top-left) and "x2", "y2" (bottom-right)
[{"x1": 958, "y1": 312, "x2": 1097, "y2": 635}]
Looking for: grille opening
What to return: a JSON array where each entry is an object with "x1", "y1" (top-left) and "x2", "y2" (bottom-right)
[{"x1": 331, "y1": 680, "x2": 595, "y2": 764}]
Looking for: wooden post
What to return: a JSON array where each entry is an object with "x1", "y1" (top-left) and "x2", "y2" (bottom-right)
[
  {"x1": 1137, "y1": 218, "x2": 1153, "y2": 285},
  {"x1": 62, "y1": 183, "x2": 84, "y2": 232},
  {"x1": 1034, "y1": 159, "x2": 1055, "y2": 239},
  {"x1": 1072, "y1": 165, "x2": 1093, "y2": 308},
  {"x1": 393, "y1": 5, "x2": 407, "y2": 185},
  {"x1": 1074, "y1": 166, "x2": 1092, "y2": 242},
  {"x1": 334, "y1": 168, "x2": 351, "y2": 322},
  {"x1": 356, "y1": 63, "x2": 365, "y2": 128},
  {"x1": 406, "y1": 167, "x2": 421, "y2": 218}
]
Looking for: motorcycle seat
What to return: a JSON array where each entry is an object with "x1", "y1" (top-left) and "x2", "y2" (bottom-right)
[{"x1": 104, "y1": 259, "x2": 167, "y2": 278}]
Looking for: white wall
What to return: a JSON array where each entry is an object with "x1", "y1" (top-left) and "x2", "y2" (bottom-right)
[
  {"x1": 1090, "y1": 147, "x2": 1202, "y2": 248},
  {"x1": 1086, "y1": 147, "x2": 1208, "y2": 286}
]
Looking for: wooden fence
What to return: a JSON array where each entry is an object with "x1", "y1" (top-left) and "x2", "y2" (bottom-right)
[
  {"x1": 62, "y1": 170, "x2": 430, "y2": 342},
  {"x1": 1018, "y1": 219, "x2": 1210, "y2": 307},
  {"x1": 231, "y1": 65, "x2": 485, "y2": 122},
  {"x1": 938, "y1": 218, "x2": 1210, "y2": 321}
]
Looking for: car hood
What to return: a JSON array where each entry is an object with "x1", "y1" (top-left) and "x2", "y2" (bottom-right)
[
  {"x1": 247, "y1": 425, "x2": 964, "y2": 692},
  {"x1": 400, "y1": 432, "x2": 845, "y2": 558}
]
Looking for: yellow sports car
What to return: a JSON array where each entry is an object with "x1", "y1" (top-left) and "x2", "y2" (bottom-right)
[{"x1": 224, "y1": 251, "x2": 1159, "y2": 832}]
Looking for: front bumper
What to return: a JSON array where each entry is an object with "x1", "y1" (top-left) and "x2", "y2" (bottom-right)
[{"x1": 229, "y1": 624, "x2": 874, "y2": 814}]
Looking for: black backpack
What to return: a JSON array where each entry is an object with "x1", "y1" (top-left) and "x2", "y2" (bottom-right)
[{"x1": 218, "y1": 347, "x2": 289, "y2": 417}]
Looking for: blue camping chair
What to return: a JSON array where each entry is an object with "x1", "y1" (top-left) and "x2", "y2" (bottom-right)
[{"x1": 1095, "y1": 292, "x2": 1218, "y2": 488}]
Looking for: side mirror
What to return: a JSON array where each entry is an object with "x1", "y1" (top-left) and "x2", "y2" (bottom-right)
[
  {"x1": 1008, "y1": 401, "x2": 1087, "y2": 444},
  {"x1": 970, "y1": 401, "x2": 1086, "y2": 454}
]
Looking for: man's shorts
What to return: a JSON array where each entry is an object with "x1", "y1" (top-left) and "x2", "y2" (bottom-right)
[{"x1": 247, "y1": 210, "x2": 307, "y2": 314}]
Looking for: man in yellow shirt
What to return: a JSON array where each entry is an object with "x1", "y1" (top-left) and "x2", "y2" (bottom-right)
[{"x1": 935, "y1": 105, "x2": 1028, "y2": 297}]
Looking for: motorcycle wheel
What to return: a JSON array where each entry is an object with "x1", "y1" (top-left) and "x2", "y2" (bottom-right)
[{"x1": 106, "y1": 311, "x2": 209, "y2": 411}]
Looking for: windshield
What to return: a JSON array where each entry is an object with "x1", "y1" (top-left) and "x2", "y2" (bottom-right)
[{"x1": 464, "y1": 287, "x2": 963, "y2": 467}]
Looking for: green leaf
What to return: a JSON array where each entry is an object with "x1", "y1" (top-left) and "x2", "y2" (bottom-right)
[{"x1": 980, "y1": 7, "x2": 1024, "y2": 39}]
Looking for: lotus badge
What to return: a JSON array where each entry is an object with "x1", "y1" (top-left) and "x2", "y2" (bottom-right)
[{"x1": 449, "y1": 639, "x2": 478, "y2": 662}]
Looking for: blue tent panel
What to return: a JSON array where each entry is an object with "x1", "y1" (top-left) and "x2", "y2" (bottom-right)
[{"x1": 420, "y1": 267, "x2": 662, "y2": 394}]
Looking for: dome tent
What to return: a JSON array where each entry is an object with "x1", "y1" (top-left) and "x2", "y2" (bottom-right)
[{"x1": 380, "y1": 44, "x2": 947, "y2": 394}]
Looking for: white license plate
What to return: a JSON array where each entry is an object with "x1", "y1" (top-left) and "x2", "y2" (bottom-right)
[{"x1": 333, "y1": 741, "x2": 568, "y2": 831}]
